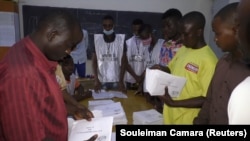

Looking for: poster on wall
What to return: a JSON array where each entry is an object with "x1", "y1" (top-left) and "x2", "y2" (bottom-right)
[{"x1": 0, "y1": 12, "x2": 20, "y2": 47}]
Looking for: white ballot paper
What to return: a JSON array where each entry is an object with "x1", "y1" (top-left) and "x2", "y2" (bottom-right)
[
  {"x1": 89, "y1": 102, "x2": 128, "y2": 125},
  {"x1": 144, "y1": 68, "x2": 186, "y2": 97},
  {"x1": 111, "y1": 132, "x2": 116, "y2": 141},
  {"x1": 133, "y1": 109, "x2": 163, "y2": 125},
  {"x1": 91, "y1": 90, "x2": 128, "y2": 99},
  {"x1": 68, "y1": 116, "x2": 113, "y2": 141},
  {"x1": 88, "y1": 99, "x2": 115, "y2": 112},
  {"x1": 88, "y1": 99, "x2": 115, "y2": 107}
]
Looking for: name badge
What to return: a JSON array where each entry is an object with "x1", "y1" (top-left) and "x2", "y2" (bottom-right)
[
  {"x1": 147, "y1": 60, "x2": 154, "y2": 67},
  {"x1": 102, "y1": 54, "x2": 117, "y2": 61},
  {"x1": 103, "y1": 54, "x2": 112, "y2": 58},
  {"x1": 132, "y1": 55, "x2": 144, "y2": 62}
]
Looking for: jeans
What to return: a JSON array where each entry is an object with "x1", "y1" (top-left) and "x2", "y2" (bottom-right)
[{"x1": 74, "y1": 62, "x2": 86, "y2": 78}]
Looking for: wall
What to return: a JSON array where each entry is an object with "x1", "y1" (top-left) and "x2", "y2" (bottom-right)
[
  {"x1": 229, "y1": 0, "x2": 239, "y2": 3},
  {"x1": 22, "y1": 5, "x2": 164, "y2": 59},
  {"x1": 0, "y1": 0, "x2": 19, "y2": 60},
  {"x1": 18, "y1": 0, "x2": 214, "y2": 41},
  {"x1": 18, "y1": 0, "x2": 215, "y2": 74}
]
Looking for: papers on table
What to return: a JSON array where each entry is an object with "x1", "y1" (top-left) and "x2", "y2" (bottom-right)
[
  {"x1": 88, "y1": 99, "x2": 115, "y2": 106},
  {"x1": 111, "y1": 132, "x2": 116, "y2": 141},
  {"x1": 89, "y1": 102, "x2": 128, "y2": 125},
  {"x1": 91, "y1": 89, "x2": 128, "y2": 99},
  {"x1": 88, "y1": 99, "x2": 115, "y2": 108},
  {"x1": 133, "y1": 109, "x2": 163, "y2": 125},
  {"x1": 144, "y1": 68, "x2": 186, "y2": 97},
  {"x1": 67, "y1": 116, "x2": 113, "y2": 141}
]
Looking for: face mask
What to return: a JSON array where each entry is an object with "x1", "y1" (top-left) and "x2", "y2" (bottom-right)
[
  {"x1": 103, "y1": 29, "x2": 114, "y2": 35},
  {"x1": 141, "y1": 37, "x2": 152, "y2": 46}
]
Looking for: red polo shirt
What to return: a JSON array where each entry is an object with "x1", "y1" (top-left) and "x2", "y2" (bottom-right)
[{"x1": 0, "y1": 36, "x2": 68, "y2": 141}]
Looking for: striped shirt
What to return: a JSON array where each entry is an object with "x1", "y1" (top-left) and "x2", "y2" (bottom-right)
[{"x1": 0, "y1": 36, "x2": 68, "y2": 141}]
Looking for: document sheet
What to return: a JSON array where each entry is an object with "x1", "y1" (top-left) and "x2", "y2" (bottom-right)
[
  {"x1": 144, "y1": 68, "x2": 186, "y2": 97},
  {"x1": 68, "y1": 116, "x2": 113, "y2": 141},
  {"x1": 91, "y1": 90, "x2": 128, "y2": 99}
]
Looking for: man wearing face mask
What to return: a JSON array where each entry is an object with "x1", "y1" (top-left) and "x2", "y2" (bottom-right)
[
  {"x1": 124, "y1": 19, "x2": 146, "y2": 90},
  {"x1": 92, "y1": 15, "x2": 126, "y2": 93}
]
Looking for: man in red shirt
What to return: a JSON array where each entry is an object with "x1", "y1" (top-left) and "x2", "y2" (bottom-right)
[{"x1": 0, "y1": 10, "x2": 97, "y2": 141}]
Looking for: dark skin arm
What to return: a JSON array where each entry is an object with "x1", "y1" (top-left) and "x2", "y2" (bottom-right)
[
  {"x1": 92, "y1": 52, "x2": 102, "y2": 93},
  {"x1": 62, "y1": 90, "x2": 94, "y2": 121},
  {"x1": 159, "y1": 87, "x2": 206, "y2": 108},
  {"x1": 85, "y1": 134, "x2": 98, "y2": 141},
  {"x1": 74, "y1": 84, "x2": 85, "y2": 96},
  {"x1": 134, "y1": 69, "x2": 147, "y2": 95},
  {"x1": 118, "y1": 50, "x2": 128, "y2": 93},
  {"x1": 150, "y1": 64, "x2": 171, "y2": 73},
  {"x1": 73, "y1": 84, "x2": 92, "y2": 101},
  {"x1": 123, "y1": 44, "x2": 142, "y2": 83}
]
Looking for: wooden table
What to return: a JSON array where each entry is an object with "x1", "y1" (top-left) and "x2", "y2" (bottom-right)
[
  {"x1": 80, "y1": 79, "x2": 154, "y2": 124},
  {"x1": 80, "y1": 90, "x2": 154, "y2": 132},
  {"x1": 78, "y1": 79, "x2": 154, "y2": 128},
  {"x1": 79, "y1": 90, "x2": 154, "y2": 124}
]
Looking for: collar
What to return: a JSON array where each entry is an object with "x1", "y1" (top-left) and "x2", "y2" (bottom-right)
[{"x1": 24, "y1": 36, "x2": 58, "y2": 73}]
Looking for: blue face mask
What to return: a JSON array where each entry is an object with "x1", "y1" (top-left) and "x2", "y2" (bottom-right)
[{"x1": 103, "y1": 29, "x2": 114, "y2": 35}]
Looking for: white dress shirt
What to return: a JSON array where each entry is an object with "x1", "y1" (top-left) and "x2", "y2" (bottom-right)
[
  {"x1": 70, "y1": 29, "x2": 89, "y2": 64},
  {"x1": 228, "y1": 76, "x2": 250, "y2": 124}
]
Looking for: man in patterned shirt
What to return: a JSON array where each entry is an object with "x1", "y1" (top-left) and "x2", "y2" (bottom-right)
[{"x1": 0, "y1": 10, "x2": 97, "y2": 141}]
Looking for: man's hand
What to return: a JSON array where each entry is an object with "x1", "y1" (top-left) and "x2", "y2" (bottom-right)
[
  {"x1": 158, "y1": 87, "x2": 174, "y2": 106},
  {"x1": 85, "y1": 134, "x2": 98, "y2": 141},
  {"x1": 74, "y1": 106, "x2": 94, "y2": 121},
  {"x1": 75, "y1": 84, "x2": 85, "y2": 96},
  {"x1": 118, "y1": 81, "x2": 127, "y2": 94},
  {"x1": 134, "y1": 82, "x2": 143, "y2": 95},
  {"x1": 150, "y1": 64, "x2": 171, "y2": 73},
  {"x1": 150, "y1": 64, "x2": 162, "y2": 70},
  {"x1": 94, "y1": 79, "x2": 102, "y2": 93}
]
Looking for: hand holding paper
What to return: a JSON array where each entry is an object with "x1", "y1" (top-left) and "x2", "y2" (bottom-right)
[
  {"x1": 68, "y1": 117, "x2": 113, "y2": 141},
  {"x1": 158, "y1": 87, "x2": 175, "y2": 106},
  {"x1": 144, "y1": 68, "x2": 186, "y2": 97}
]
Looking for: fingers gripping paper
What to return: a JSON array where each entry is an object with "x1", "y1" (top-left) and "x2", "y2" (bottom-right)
[{"x1": 144, "y1": 68, "x2": 186, "y2": 97}]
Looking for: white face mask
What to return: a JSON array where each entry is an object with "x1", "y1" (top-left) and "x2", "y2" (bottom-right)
[
  {"x1": 103, "y1": 29, "x2": 114, "y2": 35},
  {"x1": 141, "y1": 36, "x2": 152, "y2": 46}
]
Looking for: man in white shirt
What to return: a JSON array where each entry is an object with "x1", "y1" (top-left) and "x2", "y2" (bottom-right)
[
  {"x1": 70, "y1": 29, "x2": 89, "y2": 78},
  {"x1": 124, "y1": 18, "x2": 145, "y2": 90},
  {"x1": 92, "y1": 15, "x2": 126, "y2": 93}
]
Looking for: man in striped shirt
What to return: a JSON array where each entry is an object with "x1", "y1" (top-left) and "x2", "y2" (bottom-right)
[{"x1": 0, "y1": 10, "x2": 97, "y2": 141}]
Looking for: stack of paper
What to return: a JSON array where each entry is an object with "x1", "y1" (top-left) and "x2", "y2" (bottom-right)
[
  {"x1": 67, "y1": 116, "x2": 113, "y2": 141},
  {"x1": 91, "y1": 90, "x2": 128, "y2": 99},
  {"x1": 133, "y1": 109, "x2": 163, "y2": 125},
  {"x1": 144, "y1": 68, "x2": 187, "y2": 97},
  {"x1": 88, "y1": 99, "x2": 115, "y2": 109},
  {"x1": 89, "y1": 102, "x2": 128, "y2": 125}
]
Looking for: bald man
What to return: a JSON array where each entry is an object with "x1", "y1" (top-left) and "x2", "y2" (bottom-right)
[{"x1": 0, "y1": 10, "x2": 97, "y2": 141}]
